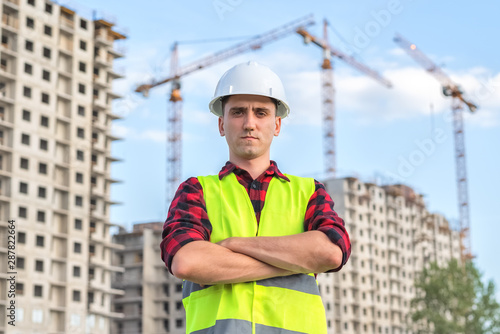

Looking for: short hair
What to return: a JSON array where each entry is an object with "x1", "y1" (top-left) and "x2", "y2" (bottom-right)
[
  {"x1": 220, "y1": 96, "x2": 279, "y2": 116},
  {"x1": 220, "y1": 96, "x2": 230, "y2": 114}
]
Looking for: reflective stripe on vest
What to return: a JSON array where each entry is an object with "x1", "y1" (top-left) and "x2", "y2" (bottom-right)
[
  {"x1": 183, "y1": 274, "x2": 320, "y2": 300},
  {"x1": 192, "y1": 319, "x2": 308, "y2": 334},
  {"x1": 183, "y1": 173, "x2": 327, "y2": 334}
]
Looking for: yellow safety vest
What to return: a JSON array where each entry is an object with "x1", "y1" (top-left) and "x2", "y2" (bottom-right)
[{"x1": 182, "y1": 173, "x2": 327, "y2": 334}]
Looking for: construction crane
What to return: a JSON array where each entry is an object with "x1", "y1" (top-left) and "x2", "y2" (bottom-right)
[
  {"x1": 393, "y1": 33, "x2": 477, "y2": 263},
  {"x1": 135, "y1": 15, "x2": 315, "y2": 208},
  {"x1": 296, "y1": 20, "x2": 392, "y2": 177}
]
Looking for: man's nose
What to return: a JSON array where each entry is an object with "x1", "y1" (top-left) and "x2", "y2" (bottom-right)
[{"x1": 243, "y1": 112, "x2": 256, "y2": 130}]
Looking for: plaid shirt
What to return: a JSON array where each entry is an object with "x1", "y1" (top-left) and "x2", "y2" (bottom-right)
[{"x1": 160, "y1": 161, "x2": 351, "y2": 274}]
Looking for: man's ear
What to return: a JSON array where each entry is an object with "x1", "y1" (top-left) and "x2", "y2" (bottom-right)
[
  {"x1": 274, "y1": 116, "x2": 281, "y2": 136},
  {"x1": 218, "y1": 117, "x2": 225, "y2": 136}
]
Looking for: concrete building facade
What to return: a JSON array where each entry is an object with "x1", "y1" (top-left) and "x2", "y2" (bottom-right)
[
  {"x1": 0, "y1": 0, "x2": 125, "y2": 332},
  {"x1": 319, "y1": 177, "x2": 461, "y2": 334},
  {"x1": 112, "y1": 222, "x2": 186, "y2": 334}
]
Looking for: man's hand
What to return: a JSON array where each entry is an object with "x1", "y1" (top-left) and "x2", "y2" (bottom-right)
[{"x1": 216, "y1": 231, "x2": 342, "y2": 274}]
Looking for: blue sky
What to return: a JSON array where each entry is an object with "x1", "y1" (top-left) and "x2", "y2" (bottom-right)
[{"x1": 69, "y1": 0, "x2": 500, "y2": 296}]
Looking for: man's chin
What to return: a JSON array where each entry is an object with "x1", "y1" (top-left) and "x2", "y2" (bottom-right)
[{"x1": 237, "y1": 150, "x2": 262, "y2": 160}]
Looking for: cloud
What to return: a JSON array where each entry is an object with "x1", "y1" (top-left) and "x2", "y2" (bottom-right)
[
  {"x1": 112, "y1": 124, "x2": 132, "y2": 137},
  {"x1": 139, "y1": 130, "x2": 167, "y2": 143},
  {"x1": 109, "y1": 44, "x2": 187, "y2": 119},
  {"x1": 112, "y1": 123, "x2": 212, "y2": 144},
  {"x1": 189, "y1": 109, "x2": 215, "y2": 125},
  {"x1": 282, "y1": 70, "x2": 323, "y2": 126},
  {"x1": 111, "y1": 124, "x2": 166, "y2": 143},
  {"x1": 466, "y1": 109, "x2": 499, "y2": 128},
  {"x1": 388, "y1": 47, "x2": 405, "y2": 57},
  {"x1": 108, "y1": 48, "x2": 162, "y2": 119},
  {"x1": 279, "y1": 62, "x2": 500, "y2": 127},
  {"x1": 112, "y1": 41, "x2": 500, "y2": 139},
  {"x1": 338, "y1": 66, "x2": 448, "y2": 123}
]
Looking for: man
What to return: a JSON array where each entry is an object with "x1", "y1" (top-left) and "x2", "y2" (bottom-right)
[{"x1": 161, "y1": 61, "x2": 350, "y2": 334}]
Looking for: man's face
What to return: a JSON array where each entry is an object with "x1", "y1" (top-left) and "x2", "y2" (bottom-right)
[{"x1": 218, "y1": 94, "x2": 281, "y2": 163}]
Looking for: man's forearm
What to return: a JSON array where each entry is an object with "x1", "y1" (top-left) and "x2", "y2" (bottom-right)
[
  {"x1": 218, "y1": 231, "x2": 343, "y2": 273},
  {"x1": 171, "y1": 240, "x2": 295, "y2": 285}
]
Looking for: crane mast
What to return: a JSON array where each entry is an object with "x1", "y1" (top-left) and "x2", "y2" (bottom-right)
[
  {"x1": 167, "y1": 43, "x2": 182, "y2": 210},
  {"x1": 297, "y1": 21, "x2": 392, "y2": 177},
  {"x1": 136, "y1": 15, "x2": 315, "y2": 209},
  {"x1": 393, "y1": 34, "x2": 477, "y2": 263},
  {"x1": 320, "y1": 20, "x2": 335, "y2": 176}
]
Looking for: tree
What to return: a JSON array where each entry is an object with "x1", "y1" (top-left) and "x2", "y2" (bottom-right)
[{"x1": 410, "y1": 259, "x2": 500, "y2": 334}]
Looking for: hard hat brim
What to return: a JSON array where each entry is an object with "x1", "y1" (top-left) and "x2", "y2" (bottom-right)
[{"x1": 209, "y1": 94, "x2": 290, "y2": 118}]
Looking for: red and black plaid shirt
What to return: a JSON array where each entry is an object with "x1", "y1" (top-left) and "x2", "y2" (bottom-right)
[{"x1": 160, "y1": 161, "x2": 351, "y2": 274}]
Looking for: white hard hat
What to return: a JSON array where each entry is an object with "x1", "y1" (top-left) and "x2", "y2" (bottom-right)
[{"x1": 209, "y1": 61, "x2": 290, "y2": 118}]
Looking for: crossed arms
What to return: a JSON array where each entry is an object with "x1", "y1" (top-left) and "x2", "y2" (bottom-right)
[
  {"x1": 163, "y1": 176, "x2": 349, "y2": 285},
  {"x1": 171, "y1": 231, "x2": 343, "y2": 285}
]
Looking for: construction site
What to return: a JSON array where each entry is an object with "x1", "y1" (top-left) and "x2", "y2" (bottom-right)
[{"x1": 0, "y1": 0, "x2": 498, "y2": 333}]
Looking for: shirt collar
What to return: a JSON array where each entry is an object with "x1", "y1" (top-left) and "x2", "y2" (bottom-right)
[{"x1": 218, "y1": 160, "x2": 290, "y2": 182}]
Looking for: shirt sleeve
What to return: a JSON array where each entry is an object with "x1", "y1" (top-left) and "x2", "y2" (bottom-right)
[
  {"x1": 304, "y1": 180, "x2": 351, "y2": 272},
  {"x1": 160, "y1": 177, "x2": 212, "y2": 274}
]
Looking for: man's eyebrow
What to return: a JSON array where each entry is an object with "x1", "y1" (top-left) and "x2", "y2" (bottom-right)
[
  {"x1": 228, "y1": 106, "x2": 271, "y2": 112},
  {"x1": 229, "y1": 106, "x2": 247, "y2": 111}
]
